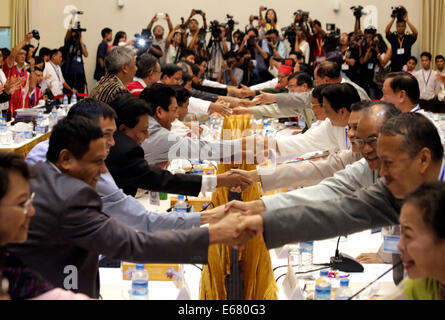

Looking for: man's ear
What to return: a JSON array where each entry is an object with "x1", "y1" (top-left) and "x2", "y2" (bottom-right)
[
  {"x1": 417, "y1": 147, "x2": 433, "y2": 175},
  {"x1": 58, "y1": 149, "x2": 74, "y2": 171},
  {"x1": 119, "y1": 124, "x2": 128, "y2": 133}
]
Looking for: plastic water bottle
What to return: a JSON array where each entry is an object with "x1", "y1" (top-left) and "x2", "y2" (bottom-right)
[
  {"x1": 63, "y1": 94, "x2": 69, "y2": 105},
  {"x1": 49, "y1": 107, "x2": 58, "y2": 128},
  {"x1": 174, "y1": 195, "x2": 188, "y2": 213},
  {"x1": 0, "y1": 117, "x2": 7, "y2": 133},
  {"x1": 300, "y1": 242, "x2": 314, "y2": 266},
  {"x1": 314, "y1": 270, "x2": 332, "y2": 300},
  {"x1": 131, "y1": 264, "x2": 149, "y2": 300},
  {"x1": 335, "y1": 278, "x2": 353, "y2": 300},
  {"x1": 71, "y1": 92, "x2": 77, "y2": 104}
]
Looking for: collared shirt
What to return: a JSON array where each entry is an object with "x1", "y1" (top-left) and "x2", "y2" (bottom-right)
[
  {"x1": 414, "y1": 69, "x2": 441, "y2": 101},
  {"x1": 439, "y1": 159, "x2": 445, "y2": 181},
  {"x1": 41, "y1": 62, "x2": 65, "y2": 97},
  {"x1": 25, "y1": 141, "x2": 201, "y2": 232}
]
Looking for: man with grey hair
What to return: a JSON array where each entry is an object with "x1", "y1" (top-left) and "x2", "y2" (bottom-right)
[{"x1": 90, "y1": 46, "x2": 137, "y2": 104}]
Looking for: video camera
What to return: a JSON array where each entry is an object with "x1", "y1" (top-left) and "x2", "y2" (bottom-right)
[
  {"x1": 325, "y1": 25, "x2": 341, "y2": 52},
  {"x1": 350, "y1": 6, "x2": 364, "y2": 19},
  {"x1": 281, "y1": 24, "x2": 299, "y2": 48},
  {"x1": 391, "y1": 5, "x2": 407, "y2": 22},
  {"x1": 72, "y1": 21, "x2": 87, "y2": 34},
  {"x1": 294, "y1": 10, "x2": 309, "y2": 23},
  {"x1": 134, "y1": 29, "x2": 153, "y2": 51},
  {"x1": 226, "y1": 14, "x2": 239, "y2": 30},
  {"x1": 209, "y1": 20, "x2": 223, "y2": 39}
]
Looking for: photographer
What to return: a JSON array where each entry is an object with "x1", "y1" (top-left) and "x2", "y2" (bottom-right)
[
  {"x1": 231, "y1": 30, "x2": 244, "y2": 53},
  {"x1": 217, "y1": 52, "x2": 243, "y2": 86},
  {"x1": 62, "y1": 19, "x2": 89, "y2": 93},
  {"x1": 258, "y1": 6, "x2": 281, "y2": 40},
  {"x1": 264, "y1": 29, "x2": 287, "y2": 60},
  {"x1": 94, "y1": 28, "x2": 112, "y2": 82},
  {"x1": 358, "y1": 26, "x2": 379, "y2": 99},
  {"x1": 339, "y1": 32, "x2": 359, "y2": 84},
  {"x1": 184, "y1": 9, "x2": 207, "y2": 48},
  {"x1": 385, "y1": 8, "x2": 418, "y2": 72},
  {"x1": 239, "y1": 28, "x2": 273, "y2": 83},
  {"x1": 294, "y1": 29, "x2": 310, "y2": 65},
  {"x1": 164, "y1": 24, "x2": 187, "y2": 65},
  {"x1": 307, "y1": 18, "x2": 327, "y2": 66},
  {"x1": 237, "y1": 48, "x2": 258, "y2": 86},
  {"x1": 147, "y1": 13, "x2": 174, "y2": 60},
  {"x1": 207, "y1": 24, "x2": 231, "y2": 80}
]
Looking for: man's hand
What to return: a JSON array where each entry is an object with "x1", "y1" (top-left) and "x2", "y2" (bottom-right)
[
  {"x1": 209, "y1": 102, "x2": 232, "y2": 117},
  {"x1": 232, "y1": 106, "x2": 253, "y2": 115},
  {"x1": 224, "y1": 199, "x2": 266, "y2": 215},
  {"x1": 241, "y1": 136, "x2": 272, "y2": 165},
  {"x1": 239, "y1": 84, "x2": 256, "y2": 98},
  {"x1": 3, "y1": 77, "x2": 24, "y2": 94},
  {"x1": 208, "y1": 213, "x2": 257, "y2": 247},
  {"x1": 216, "y1": 170, "x2": 254, "y2": 192},
  {"x1": 252, "y1": 92, "x2": 277, "y2": 105},
  {"x1": 233, "y1": 215, "x2": 265, "y2": 249},
  {"x1": 356, "y1": 253, "x2": 384, "y2": 264},
  {"x1": 25, "y1": 32, "x2": 33, "y2": 42}
]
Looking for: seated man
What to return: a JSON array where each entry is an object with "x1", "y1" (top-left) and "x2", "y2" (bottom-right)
[
  {"x1": 126, "y1": 53, "x2": 161, "y2": 97},
  {"x1": 141, "y1": 84, "x2": 244, "y2": 166},
  {"x1": 106, "y1": 94, "x2": 252, "y2": 198},
  {"x1": 7, "y1": 117, "x2": 248, "y2": 298},
  {"x1": 26, "y1": 99, "x2": 224, "y2": 233}
]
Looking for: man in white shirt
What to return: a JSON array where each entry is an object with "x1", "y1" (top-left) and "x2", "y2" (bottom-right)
[
  {"x1": 41, "y1": 49, "x2": 76, "y2": 97},
  {"x1": 414, "y1": 52, "x2": 441, "y2": 112}
]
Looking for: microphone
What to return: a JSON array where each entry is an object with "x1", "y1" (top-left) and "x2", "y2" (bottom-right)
[
  {"x1": 330, "y1": 236, "x2": 364, "y2": 273},
  {"x1": 349, "y1": 261, "x2": 403, "y2": 300}
]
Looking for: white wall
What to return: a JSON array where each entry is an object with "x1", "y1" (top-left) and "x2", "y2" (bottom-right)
[{"x1": 29, "y1": 0, "x2": 422, "y2": 91}]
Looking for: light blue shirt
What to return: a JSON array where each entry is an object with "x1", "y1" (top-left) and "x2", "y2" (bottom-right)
[{"x1": 26, "y1": 141, "x2": 201, "y2": 232}]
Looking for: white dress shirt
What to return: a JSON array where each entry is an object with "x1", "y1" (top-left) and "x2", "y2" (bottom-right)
[
  {"x1": 42, "y1": 62, "x2": 65, "y2": 96},
  {"x1": 414, "y1": 69, "x2": 441, "y2": 100}
]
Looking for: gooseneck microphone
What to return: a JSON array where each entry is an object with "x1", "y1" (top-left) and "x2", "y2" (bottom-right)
[{"x1": 330, "y1": 236, "x2": 365, "y2": 273}]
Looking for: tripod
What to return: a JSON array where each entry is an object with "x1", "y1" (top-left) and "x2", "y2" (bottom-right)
[{"x1": 206, "y1": 37, "x2": 225, "y2": 81}]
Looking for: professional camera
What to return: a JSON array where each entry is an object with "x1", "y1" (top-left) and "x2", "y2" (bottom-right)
[
  {"x1": 391, "y1": 5, "x2": 407, "y2": 22},
  {"x1": 252, "y1": 16, "x2": 259, "y2": 20},
  {"x1": 194, "y1": 9, "x2": 203, "y2": 15},
  {"x1": 72, "y1": 21, "x2": 87, "y2": 33},
  {"x1": 294, "y1": 10, "x2": 309, "y2": 23},
  {"x1": 226, "y1": 14, "x2": 239, "y2": 30},
  {"x1": 180, "y1": 17, "x2": 187, "y2": 30},
  {"x1": 247, "y1": 35, "x2": 257, "y2": 48},
  {"x1": 349, "y1": 35, "x2": 363, "y2": 50},
  {"x1": 281, "y1": 24, "x2": 299, "y2": 48},
  {"x1": 134, "y1": 29, "x2": 153, "y2": 51},
  {"x1": 32, "y1": 29, "x2": 40, "y2": 41},
  {"x1": 325, "y1": 27, "x2": 341, "y2": 53},
  {"x1": 209, "y1": 20, "x2": 222, "y2": 39},
  {"x1": 350, "y1": 6, "x2": 364, "y2": 19},
  {"x1": 198, "y1": 28, "x2": 207, "y2": 46}
]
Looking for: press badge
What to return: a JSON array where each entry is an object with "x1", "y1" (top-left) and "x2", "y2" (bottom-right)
[
  {"x1": 368, "y1": 63, "x2": 374, "y2": 70},
  {"x1": 316, "y1": 57, "x2": 323, "y2": 63},
  {"x1": 342, "y1": 63, "x2": 349, "y2": 71},
  {"x1": 76, "y1": 56, "x2": 82, "y2": 63},
  {"x1": 383, "y1": 235, "x2": 401, "y2": 254},
  {"x1": 149, "y1": 191, "x2": 161, "y2": 206},
  {"x1": 397, "y1": 48, "x2": 405, "y2": 55}
]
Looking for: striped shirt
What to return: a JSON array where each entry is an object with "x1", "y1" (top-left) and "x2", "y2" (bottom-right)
[{"x1": 90, "y1": 74, "x2": 129, "y2": 104}]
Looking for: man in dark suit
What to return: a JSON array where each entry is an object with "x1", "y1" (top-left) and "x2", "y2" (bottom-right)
[
  {"x1": 7, "y1": 117, "x2": 249, "y2": 298},
  {"x1": 106, "y1": 93, "x2": 253, "y2": 198}
]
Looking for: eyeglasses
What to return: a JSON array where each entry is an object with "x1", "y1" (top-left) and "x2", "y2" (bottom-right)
[
  {"x1": 1, "y1": 192, "x2": 35, "y2": 215},
  {"x1": 354, "y1": 136, "x2": 378, "y2": 149}
]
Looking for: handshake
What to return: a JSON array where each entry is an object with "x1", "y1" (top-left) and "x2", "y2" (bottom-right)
[{"x1": 204, "y1": 200, "x2": 267, "y2": 249}]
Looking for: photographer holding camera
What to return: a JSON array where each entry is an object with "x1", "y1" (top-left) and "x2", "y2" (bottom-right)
[
  {"x1": 207, "y1": 23, "x2": 232, "y2": 80},
  {"x1": 217, "y1": 52, "x2": 243, "y2": 86},
  {"x1": 385, "y1": 6, "x2": 418, "y2": 72},
  {"x1": 258, "y1": 6, "x2": 281, "y2": 40},
  {"x1": 184, "y1": 9, "x2": 207, "y2": 48},
  {"x1": 147, "y1": 13, "x2": 174, "y2": 62},
  {"x1": 264, "y1": 29, "x2": 287, "y2": 60},
  {"x1": 62, "y1": 18, "x2": 89, "y2": 93}
]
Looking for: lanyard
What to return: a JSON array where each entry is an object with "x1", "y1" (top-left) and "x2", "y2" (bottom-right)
[
  {"x1": 15, "y1": 66, "x2": 26, "y2": 78},
  {"x1": 439, "y1": 160, "x2": 445, "y2": 181},
  {"x1": 411, "y1": 106, "x2": 421, "y2": 113},
  {"x1": 422, "y1": 70, "x2": 432, "y2": 87},
  {"x1": 345, "y1": 128, "x2": 350, "y2": 150},
  {"x1": 50, "y1": 62, "x2": 62, "y2": 82},
  {"x1": 397, "y1": 36, "x2": 404, "y2": 49}
]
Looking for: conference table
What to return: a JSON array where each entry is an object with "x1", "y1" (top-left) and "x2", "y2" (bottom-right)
[
  {"x1": 99, "y1": 193, "x2": 397, "y2": 301},
  {"x1": 0, "y1": 131, "x2": 51, "y2": 158}
]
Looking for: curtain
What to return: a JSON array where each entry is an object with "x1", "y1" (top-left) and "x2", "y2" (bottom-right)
[
  {"x1": 421, "y1": 0, "x2": 445, "y2": 64},
  {"x1": 11, "y1": 0, "x2": 29, "y2": 47}
]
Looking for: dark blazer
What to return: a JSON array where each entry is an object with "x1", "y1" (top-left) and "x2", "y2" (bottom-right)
[
  {"x1": 106, "y1": 131, "x2": 203, "y2": 197},
  {"x1": 7, "y1": 161, "x2": 209, "y2": 298}
]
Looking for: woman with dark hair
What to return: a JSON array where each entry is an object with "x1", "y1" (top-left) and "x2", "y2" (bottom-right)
[
  {"x1": 113, "y1": 31, "x2": 128, "y2": 47},
  {"x1": 386, "y1": 181, "x2": 445, "y2": 300},
  {"x1": 372, "y1": 33, "x2": 393, "y2": 93},
  {"x1": 0, "y1": 152, "x2": 91, "y2": 300}
]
